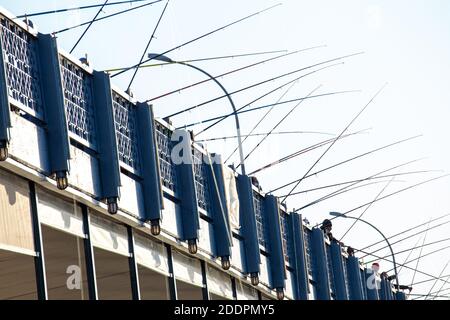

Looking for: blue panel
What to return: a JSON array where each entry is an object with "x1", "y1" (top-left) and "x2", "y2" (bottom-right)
[
  {"x1": 136, "y1": 102, "x2": 162, "y2": 222},
  {"x1": 192, "y1": 147, "x2": 212, "y2": 215},
  {"x1": 155, "y1": 122, "x2": 178, "y2": 193},
  {"x1": 395, "y1": 291, "x2": 406, "y2": 300},
  {"x1": 59, "y1": 55, "x2": 96, "y2": 147},
  {"x1": 0, "y1": 26, "x2": 11, "y2": 143},
  {"x1": 0, "y1": 18, "x2": 43, "y2": 118},
  {"x1": 325, "y1": 244, "x2": 336, "y2": 297},
  {"x1": 330, "y1": 241, "x2": 348, "y2": 300},
  {"x1": 210, "y1": 155, "x2": 232, "y2": 258},
  {"x1": 346, "y1": 256, "x2": 364, "y2": 300},
  {"x1": 303, "y1": 227, "x2": 314, "y2": 281},
  {"x1": 311, "y1": 228, "x2": 331, "y2": 300},
  {"x1": 264, "y1": 195, "x2": 285, "y2": 290},
  {"x1": 37, "y1": 33, "x2": 70, "y2": 174},
  {"x1": 360, "y1": 268, "x2": 367, "y2": 300},
  {"x1": 112, "y1": 91, "x2": 140, "y2": 172},
  {"x1": 236, "y1": 174, "x2": 260, "y2": 274},
  {"x1": 174, "y1": 130, "x2": 199, "y2": 241},
  {"x1": 92, "y1": 71, "x2": 120, "y2": 199},
  {"x1": 291, "y1": 213, "x2": 309, "y2": 300},
  {"x1": 364, "y1": 268, "x2": 379, "y2": 300}
]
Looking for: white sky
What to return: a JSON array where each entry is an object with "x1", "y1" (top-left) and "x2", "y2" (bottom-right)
[{"x1": 2, "y1": 0, "x2": 449, "y2": 299}]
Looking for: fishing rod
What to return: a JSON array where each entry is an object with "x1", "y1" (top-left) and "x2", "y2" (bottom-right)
[
  {"x1": 361, "y1": 219, "x2": 450, "y2": 259},
  {"x1": 16, "y1": 0, "x2": 152, "y2": 19},
  {"x1": 431, "y1": 274, "x2": 450, "y2": 300},
  {"x1": 359, "y1": 212, "x2": 450, "y2": 251},
  {"x1": 397, "y1": 236, "x2": 423, "y2": 275},
  {"x1": 339, "y1": 177, "x2": 395, "y2": 242},
  {"x1": 312, "y1": 174, "x2": 450, "y2": 224},
  {"x1": 410, "y1": 220, "x2": 431, "y2": 285},
  {"x1": 410, "y1": 273, "x2": 450, "y2": 287},
  {"x1": 411, "y1": 293, "x2": 450, "y2": 300},
  {"x1": 70, "y1": 0, "x2": 110, "y2": 54},
  {"x1": 104, "y1": 49, "x2": 289, "y2": 72},
  {"x1": 281, "y1": 84, "x2": 387, "y2": 204},
  {"x1": 237, "y1": 85, "x2": 322, "y2": 169},
  {"x1": 111, "y1": 3, "x2": 282, "y2": 77},
  {"x1": 355, "y1": 245, "x2": 447, "y2": 287},
  {"x1": 196, "y1": 130, "x2": 335, "y2": 143},
  {"x1": 184, "y1": 64, "x2": 348, "y2": 135},
  {"x1": 296, "y1": 158, "x2": 425, "y2": 213},
  {"x1": 424, "y1": 259, "x2": 450, "y2": 299},
  {"x1": 180, "y1": 86, "x2": 356, "y2": 130},
  {"x1": 53, "y1": 0, "x2": 162, "y2": 35},
  {"x1": 248, "y1": 130, "x2": 368, "y2": 176},
  {"x1": 143, "y1": 45, "x2": 325, "y2": 102},
  {"x1": 366, "y1": 236, "x2": 450, "y2": 265},
  {"x1": 285, "y1": 170, "x2": 436, "y2": 196},
  {"x1": 271, "y1": 135, "x2": 421, "y2": 195},
  {"x1": 165, "y1": 52, "x2": 361, "y2": 120},
  {"x1": 127, "y1": 0, "x2": 169, "y2": 91},
  {"x1": 225, "y1": 73, "x2": 303, "y2": 164},
  {"x1": 226, "y1": 77, "x2": 301, "y2": 164}
]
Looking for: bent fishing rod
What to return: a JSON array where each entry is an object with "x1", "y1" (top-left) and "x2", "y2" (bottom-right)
[
  {"x1": 165, "y1": 52, "x2": 362, "y2": 120},
  {"x1": 143, "y1": 45, "x2": 326, "y2": 103},
  {"x1": 111, "y1": 3, "x2": 282, "y2": 77},
  {"x1": 248, "y1": 130, "x2": 368, "y2": 176},
  {"x1": 281, "y1": 84, "x2": 388, "y2": 204},
  {"x1": 127, "y1": 0, "x2": 170, "y2": 90},
  {"x1": 104, "y1": 49, "x2": 289, "y2": 72},
  {"x1": 196, "y1": 130, "x2": 335, "y2": 143},
  {"x1": 358, "y1": 212, "x2": 450, "y2": 251},
  {"x1": 270, "y1": 136, "x2": 421, "y2": 195},
  {"x1": 236, "y1": 85, "x2": 322, "y2": 169},
  {"x1": 16, "y1": 0, "x2": 154, "y2": 19},
  {"x1": 53, "y1": 0, "x2": 162, "y2": 35},
  {"x1": 361, "y1": 218, "x2": 450, "y2": 259}
]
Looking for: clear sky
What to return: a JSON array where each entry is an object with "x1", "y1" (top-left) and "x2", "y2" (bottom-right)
[{"x1": 1, "y1": 0, "x2": 449, "y2": 299}]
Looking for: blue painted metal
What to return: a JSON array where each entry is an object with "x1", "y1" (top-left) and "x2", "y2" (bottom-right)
[
  {"x1": 290, "y1": 213, "x2": 309, "y2": 300},
  {"x1": 360, "y1": 268, "x2": 367, "y2": 299},
  {"x1": 330, "y1": 240, "x2": 348, "y2": 300},
  {"x1": 346, "y1": 256, "x2": 364, "y2": 300},
  {"x1": 0, "y1": 18, "x2": 43, "y2": 118},
  {"x1": 236, "y1": 174, "x2": 260, "y2": 275},
  {"x1": 136, "y1": 102, "x2": 163, "y2": 222},
  {"x1": 174, "y1": 130, "x2": 199, "y2": 241},
  {"x1": 112, "y1": 91, "x2": 140, "y2": 171},
  {"x1": 0, "y1": 27, "x2": 11, "y2": 146},
  {"x1": 395, "y1": 291, "x2": 406, "y2": 300},
  {"x1": 311, "y1": 228, "x2": 331, "y2": 300},
  {"x1": 279, "y1": 211, "x2": 293, "y2": 266},
  {"x1": 364, "y1": 268, "x2": 380, "y2": 300},
  {"x1": 37, "y1": 33, "x2": 70, "y2": 175},
  {"x1": 210, "y1": 154, "x2": 232, "y2": 258},
  {"x1": 92, "y1": 71, "x2": 121, "y2": 200},
  {"x1": 264, "y1": 195, "x2": 285, "y2": 290}
]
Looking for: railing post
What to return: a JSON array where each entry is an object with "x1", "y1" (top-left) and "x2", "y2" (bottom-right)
[
  {"x1": 236, "y1": 174, "x2": 260, "y2": 285},
  {"x1": 311, "y1": 228, "x2": 331, "y2": 300},
  {"x1": 291, "y1": 213, "x2": 309, "y2": 300},
  {"x1": 330, "y1": 240, "x2": 349, "y2": 300}
]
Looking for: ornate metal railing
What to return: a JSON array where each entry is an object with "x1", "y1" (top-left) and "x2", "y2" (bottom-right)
[
  {"x1": 59, "y1": 55, "x2": 96, "y2": 147},
  {"x1": 192, "y1": 147, "x2": 212, "y2": 214},
  {"x1": 253, "y1": 191, "x2": 267, "y2": 249},
  {"x1": 112, "y1": 91, "x2": 140, "y2": 172},
  {"x1": 280, "y1": 212, "x2": 293, "y2": 265},
  {"x1": 0, "y1": 16, "x2": 43, "y2": 118},
  {"x1": 303, "y1": 227, "x2": 313, "y2": 277},
  {"x1": 155, "y1": 121, "x2": 178, "y2": 193}
]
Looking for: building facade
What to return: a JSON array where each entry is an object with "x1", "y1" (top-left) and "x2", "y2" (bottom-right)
[{"x1": 0, "y1": 6, "x2": 403, "y2": 300}]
